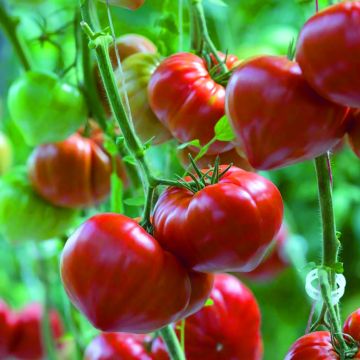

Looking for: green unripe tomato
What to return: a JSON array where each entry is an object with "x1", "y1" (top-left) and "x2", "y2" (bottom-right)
[
  {"x1": 7, "y1": 71, "x2": 87, "y2": 146},
  {"x1": 0, "y1": 169, "x2": 78, "y2": 243},
  {"x1": 0, "y1": 132, "x2": 13, "y2": 175}
]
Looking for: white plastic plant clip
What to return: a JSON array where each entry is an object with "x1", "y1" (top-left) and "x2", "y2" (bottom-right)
[{"x1": 305, "y1": 268, "x2": 346, "y2": 306}]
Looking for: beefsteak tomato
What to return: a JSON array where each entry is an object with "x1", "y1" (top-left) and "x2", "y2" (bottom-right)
[
  {"x1": 226, "y1": 56, "x2": 349, "y2": 169},
  {"x1": 153, "y1": 165, "x2": 283, "y2": 272},
  {"x1": 0, "y1": 169, "x2": 78, "y2": 242},
  {"x1": 7, "y1": 71, "x2": 87, "y2": 146},
  {"x1": 61, "y1": 213, "x2": 212, "y2": 333},
  {"x1": 296, "y1": 2, "x2": 360, "y2": 108},
  {"x1": 28, "y1": 133, "x2": 119, "y2": 209},
  {"x1": 148, "y1": 52, "x2": 238, "y2": 154}
]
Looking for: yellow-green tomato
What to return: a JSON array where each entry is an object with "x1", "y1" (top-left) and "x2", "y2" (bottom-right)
[
  {"x1": 0, "y1": 132, "x2": 12, "y2": 175},
  {"x1": 116, "y1": 53, "x2": 171, "y2": 144},
  {"x1": 0, "y1": 169, "x2": 78, "y2": 243},
  {"x1": 7, "y1": 71, "x2": 87, "y2": 146}
]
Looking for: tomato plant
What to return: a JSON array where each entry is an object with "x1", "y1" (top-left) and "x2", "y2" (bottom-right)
[
  {"x1": 98, "y1": 0, "x2": 145, "y2": 10},
  {"x1": 7, "y1": 72, "x2": 87, "y2": 146},
  {"x1": 226, "y1": 56, "x2": 349, "y2": 170}
]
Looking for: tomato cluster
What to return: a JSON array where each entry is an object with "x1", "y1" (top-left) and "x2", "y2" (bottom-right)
[{"x1": 0, "y1": 301, "x2": 63, "y2": 359}]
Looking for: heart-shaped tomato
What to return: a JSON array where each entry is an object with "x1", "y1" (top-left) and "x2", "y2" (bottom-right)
[
  {"x1": 148, "y1": 52, "x2": 238, "y2": 155},
  {"x1": 153, "y1": 165, "x2": 283, "y2": 273},
  {"x1": 61, "y1": 214, "x2": 212, "y2": 333},
  {"x1": 296, "y1": 2, "x2": 360, "y2": 108},
  {"x1": 226, "y1": 56, "x2": 348, "y2": 170}
]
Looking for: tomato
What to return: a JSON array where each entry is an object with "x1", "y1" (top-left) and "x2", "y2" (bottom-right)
[
  {"x1": 116, "y1": 53, "x2": 172, "y2": 144},
  {"x1": 241, "y1": 224, "x2": 289, "y2": 282},
  {"x1": 98, "y1": 0, "x2": 145, "y2": 10},
  {"x1": 84, "y1": 333, "x2": 154, "y2": 360},
  {"x1": 148, "y1": 52, "x2": 238, "y2": 155},
  {"x1": 0, "y1": 132, "x2": 12, "y2": 175},
  {"x1": 296, "y1": 2, "x2": 360, "y2": 108},
  {"x1": 9, "y1": 303, "x2": 63, "y2": 360},
  {"x1": 347, "y1": 109, "x2": 360, "y2": 158},
  {"x1": 28, "y1": 133, "x2": 122, "y2": 209},
  {"x1": 0, "y1": 169, "x2": 78, "y2": 243},
  {"x1": 344, "y1": 309, "x2": 360, "y2": 341},
  {"x1": 0, "y1": 301, "x2": 16, "y2": 358},
  {"x1": 178, "y1": 146, "x2": 253, "y2": 172},
  {"x1": 226, "y1": 56, "x2": 349, "y2": 170},
  {"x1": 60, "y1": 213, "x2": 213, "y2": 333},
  {"x1": 7, "y1": 71, "x2": 87, "y2": 146},
  {"x1": 153, "y1": 165, "x2": 283, "y2": 273},
  {"x1": 153, "y1": 274, "x2": 263, "y2": 360},
  {"x1": 284, "y1": 331, "x2": 360, "y2": 359}
]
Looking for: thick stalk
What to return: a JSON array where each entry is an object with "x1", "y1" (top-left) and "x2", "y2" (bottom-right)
[
  {"x1": 0, "y1": 1, "x2": 31, "y2": 70},
  {"x1": 160, "y1": 326, "x2": 186, "y2": 360}
]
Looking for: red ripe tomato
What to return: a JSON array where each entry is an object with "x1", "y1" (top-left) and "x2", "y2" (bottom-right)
[
  {"x1": 153, "y1": 165, "x2": 283, "y2": 273},
  {"x1": 241, "y1": 224, "x2": 289, "y2": 282},
  {"x1": 296, "y1": 2, "x2": 360, "y2": 108},
  {"x1": 153, "y1": 274, "x2": 263, "y2": 360},
  {"x1": 10, "y1": 303, "x2": 63, "y2": 360},
  {"x1": 84, "y1": 333, "x2": 154, "y2": 360},
  {"x1": 0, "y1": 301, "x2": 16, "y2": 358},
  {"x1": 344, "y1": 309, "x2": 360, "y2": 341},
  {"x1": 148, "y1": 52, "x2": 238, "y2": 155},
  {"x1": 284, "y1": 331, "x2": 360, "y2": 359},
  {"x1": 60, "y1": 213, "x2": 212, "y2": 333},
  {"x1": 226, "y1": 56, "x2": 349, "y2": 170},
  {"x1": 347, "y1": 109, "x2": 360, "y2": 158},
  {"x1": 98, "y1": 0, "x2": 145, "y2": 10},
  {"x1": 28, "y1": 134, "x2": 119, "y2": 208}
]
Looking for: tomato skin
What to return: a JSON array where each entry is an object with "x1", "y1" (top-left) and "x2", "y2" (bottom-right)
[
  {"x1": 226, "y1": 56, "x2": 349, "y2": 170},
  {"x1": 344, "y1": 309, "x2": 360, "y2": 341},
  {"x1": 153, "y1": 274, "x2": 263, "y2": 360},
  {"x1": 241, "y1": 224, "x2": 289, "y2": 282},
  {"x1": 98, "y1": 0, "x2": 145, "y2": 10},
  {"x1": 9, "y1": 303, "x2": 63, "y2": 360},
  {"x1": 0, "y1": 169, "x2": 78, "y2": 243},
  {"x1": 0, "y1": 301, "x2": 16, "y2": 358},
  {"x1": 347, "y1": 109, "x2": 360, "y2": 158},
  {"x1": 7, "y1": 72, "x2": 87, "y2": 146},
  {"x1": 148, "y1": 53, "x2": 237, "y2": 155},
  {"x1": 60, "y1": 213, "x2": 192, "y2": 333},
  {"x1": 0, "y1": 132, "x2": 13, "y2": 175},
  {"x1": 153, "y1": 165, "x2": 283, "y2": 273},
  {"x1": 296, "y1": 2, "x2": 360, "y2": 108},
  {"x1": 84, "y1": 333, "x2": 154, "y2": 360},
  {"x1": 116, "y1": 53, "x2": 172, "y2": 144},
  {"x1": 284, "y1": 331, "x2": 360, "y2": 359},
  {"x1": 28, "y1": 134, "x2": 114, "y2": 209}
]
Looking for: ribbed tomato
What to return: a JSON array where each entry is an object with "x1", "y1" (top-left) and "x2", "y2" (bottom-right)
[
  {"x1": 296, "y1": 2, "x2": 360, "y2": 108},
  {"x1": 98, "y1": 0, "x2": 145, "y2": 10},
  {"x1": 148, "y1": 52, "x2": 238, "y2": 154},
  {"x1": 153, "y1": 274, "x2": 263, "y2": 360},
  {"x1": 226, "y1": 56, "x2": 348, "y2": 170},
  {"x1": 153, "y1": 165, "x2": 283, "y2": 273},
  {"x1": 284, "y1": 331, "x2": 360, "y2": 359},
  {"x1": 61, "y1": 214, "x2": 212, "y2": 333},
  {"x1": 116, "y1": 53, "x2": 172, "y2": 144},
  {"x1": 9, "y1": 303, "x2": 63, "y2": 360},
  {"x1": 28, "y1": 134, "x2": 120, "y2": 209},
  {"x1": 0, "y1": 301, "x2": 16, "y2": 358}
]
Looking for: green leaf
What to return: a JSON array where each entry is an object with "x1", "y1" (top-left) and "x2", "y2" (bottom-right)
[
  {"x1": 177, "y1": 139, "x2": 201, "y2": 150},
  {"x1": 204, "y1": 298, "x2": 214, "y2": 307},
  {"x1": 124, "y1": 196, "x2": 145, "y2": 207},
  {"x1": 155, "y1": 14, "x2": 178, "y2": 35},
  {"x1": 103, "y1": 137, "x2": 117, "y2": 156},
  {"x1": 214, "y1": 115, "x2": 235, "y2": 141},
  {"x1": 122, "y1": 155, "x2": 137, "y2": 165},
  {"x1": 206, "y1": 0, "x2": 227, "y2": 7},
  {"x1": 334, "y1": 262, "x2": 344, "y2": 274}
]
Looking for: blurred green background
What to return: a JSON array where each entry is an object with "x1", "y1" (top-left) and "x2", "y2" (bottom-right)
[{"x1": 1, "y1": 0, "x2": 359, "y2": 359}]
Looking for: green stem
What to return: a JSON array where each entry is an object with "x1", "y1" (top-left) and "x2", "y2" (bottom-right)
[
  {"x1": 160, "y1": 326, "x2": 186, "y2": 360},
  {"x1": 190, "y1": 0, "x2": 227, "y2": 73},
  {"x1": 0, "y1": 1, "x2": 31, "y2": 70}
]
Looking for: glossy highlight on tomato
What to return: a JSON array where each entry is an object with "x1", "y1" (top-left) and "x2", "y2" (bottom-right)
[
  {"x1": 60, "y1": 213, "x2": 212, "y2": 333},
  {"x1": 296, "y1": 2, "x2": 360, "y2": 108},
  {"x1": 148, "y1": 52, "x2": 238, "y2": 154},
  {"x1": 226, "y1": 56, "x2": 349, "y2": 170},
  {"x1": 28, "y1": 134, "x2": 116, "y2": 209},
  {"x1": 344, "y1": 309, "x2": 360, "y2": 341},
  {"x1": 153, "y1": 165, "x2": 284, "y2": 273}
]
